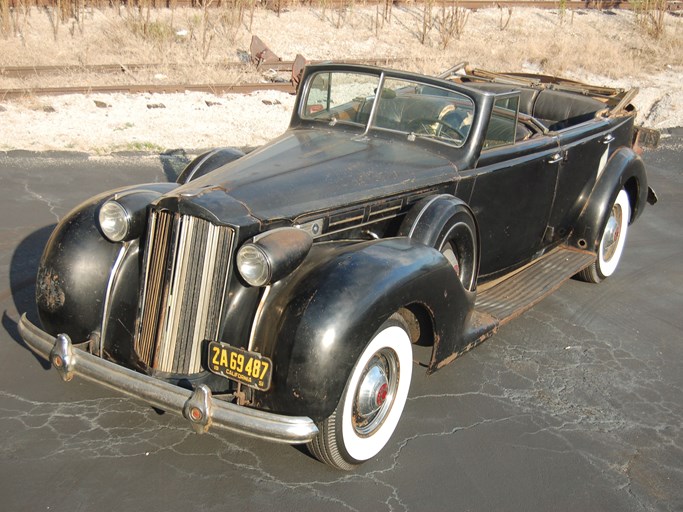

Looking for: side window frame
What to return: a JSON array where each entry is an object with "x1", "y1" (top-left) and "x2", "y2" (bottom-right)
[{"x1": 482, "y1": 93, "x2": 521, "y2": 150}]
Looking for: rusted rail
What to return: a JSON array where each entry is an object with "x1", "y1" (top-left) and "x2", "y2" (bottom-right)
[
  {"x1": 0, "y1": 56, "x2": 407, "y2": 98},
  {"x1": 0, "y1": 58, "x2": 401, "y2": 79},
  {"x1": 1, "y1": 64, "x2": 167, "y2": 79},
  {"x1": 0, "y1": 82, "x2": 296, "y2": 100}
]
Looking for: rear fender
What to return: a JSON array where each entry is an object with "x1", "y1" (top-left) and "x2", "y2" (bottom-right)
[
  {"x1": 398, "y1": 194, "x2": 480, "y2": 291},
  {"x1": 251, "y1": 238, "x2": 471, "y2": 422},
  {"x1": 570, "y1": 147, "x2": 649, "y2": 252}
]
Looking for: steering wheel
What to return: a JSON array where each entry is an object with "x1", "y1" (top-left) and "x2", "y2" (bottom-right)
[{"x1": 406, "y1": 118, "x2": 466, "y2": 141}]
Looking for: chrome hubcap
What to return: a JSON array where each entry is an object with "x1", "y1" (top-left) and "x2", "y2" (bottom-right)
[
  {"x1": 353, "y1": 350, "x2": 398, "y2": 436},
  {"x1": 602, "y1": 205, "x2": 622, "y2": 262},
  {"x1": 442, "y1": 243, "x2": 461, "y2": 277}
]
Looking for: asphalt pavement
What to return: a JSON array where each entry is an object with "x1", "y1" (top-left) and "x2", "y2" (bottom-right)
[{"x1": 0, "y1": 137, "x2": 681, "y2": 512}]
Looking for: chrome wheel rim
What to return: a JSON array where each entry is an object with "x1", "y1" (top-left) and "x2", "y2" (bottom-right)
[
  {"x1": 602, "y1": 203, "x2": 623, "y2": 263},
  {"x1": 353, "y1": 349, "x2": 399, "y2": 437},
  {"x1": 440, "y1": 230, "x2": 476, "y2": 291},
  {"x1": 441, "y1": 243, "x2": 462, "y2": 277}
]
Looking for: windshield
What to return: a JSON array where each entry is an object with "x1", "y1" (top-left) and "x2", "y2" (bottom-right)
[{"x1": 301, "y1": 71, "x2": 475, "y2": 147}]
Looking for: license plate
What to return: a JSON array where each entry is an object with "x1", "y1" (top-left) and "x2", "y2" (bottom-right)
[{"x1": 207, "y1": 341, "x2": 273, "y2": 391}]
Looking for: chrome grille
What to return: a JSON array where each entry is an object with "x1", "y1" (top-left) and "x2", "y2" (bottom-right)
[{"x1": 134, "y1": 210, "x2": 234, "y2": 374}]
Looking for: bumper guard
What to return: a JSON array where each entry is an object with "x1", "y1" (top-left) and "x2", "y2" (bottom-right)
[{"x1": 18, "y1": 314, "x2": 318, "y2": 444}]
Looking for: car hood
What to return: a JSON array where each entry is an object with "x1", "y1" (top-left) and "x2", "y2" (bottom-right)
[{"x1": 172, "y1": 128, "x2": 458, "y2": 222}]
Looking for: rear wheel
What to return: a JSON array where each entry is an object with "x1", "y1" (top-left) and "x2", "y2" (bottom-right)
[
  {"x1": 438, "y1": 218, "x2": 477, "y2": 292},
  {"x1": 308, "y1": 315, "x2": 412, "y2": 470},
  {"x1": 578, "y1": 188, "x2": 631, "y2": 283}
]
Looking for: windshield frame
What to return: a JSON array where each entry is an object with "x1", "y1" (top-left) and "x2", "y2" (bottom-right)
[{"x1": 299, "y1": 68, "x2": 476, "y2": 149}]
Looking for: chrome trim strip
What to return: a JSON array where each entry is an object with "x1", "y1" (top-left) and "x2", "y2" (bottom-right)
[
  {"x1": 407, "y1": 194, "x2": 450, "y2": 238},
  {"x1": 363, "y1": 72, "x2": 386, "y2": 137},
  {"x1": 322, "y1": 215, "x2": 403, "y2": 239},
  {"x1": 369, "y1": 203, "x2": 402, "y2": 218},
  {"x1": 329, "y1": 212, "x2": 364, "y2": 227},
  {"x1": 18, "y1": 314, "x2": 318, "y2": 444},
  {"x1": 248, "y1": 286, "x2": 271, "y2": 351},
  {"x1": 99, "y1": 242, "x2": 131, "y2": 356}
]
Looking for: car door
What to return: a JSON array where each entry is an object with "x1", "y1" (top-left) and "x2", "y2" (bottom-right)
[
  {"x1": 458, "y1": 94, "x2": 561, "y2": 278},
  {"x1": 464, "y1": 133, "x2": 561, "y2": 278}
]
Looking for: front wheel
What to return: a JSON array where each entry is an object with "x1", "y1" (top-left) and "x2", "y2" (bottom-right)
[
  {"x1": 308, "y1": 316, "x2": 413, "y2": 470},
  {"x1": 577, "y1": 188, "x2": 631, "y2": 283}
]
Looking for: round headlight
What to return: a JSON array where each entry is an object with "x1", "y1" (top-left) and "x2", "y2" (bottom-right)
[
  {"x1": 236, "y1": 244, "x2": 271, "y2": 287},
  {"x1": 98, "y1": 200, "x2": 129, "y2": 242}
]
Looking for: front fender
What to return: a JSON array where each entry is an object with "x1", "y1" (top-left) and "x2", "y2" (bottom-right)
[
  {"x1": 570, "y1": 147, "x2": 649, "y2": 252},
  {"x1": 251, "y1": 238, "x2": 471, "y2": 422},
  {"x1": 176, "y1": 147, "x2": 245, "y2": 184},
  {"x1": 36, "y1": 183, "x2": 176, "y2": 348}
]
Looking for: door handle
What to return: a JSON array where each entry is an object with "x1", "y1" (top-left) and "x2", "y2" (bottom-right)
[
  {"x1": 602, "y1": 134, "x2": 615, "y2": 144},
  {"x1": 547, "y1": 152, "x2": 563, "y2": 164}
]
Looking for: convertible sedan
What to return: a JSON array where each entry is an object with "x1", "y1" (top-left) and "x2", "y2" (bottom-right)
[{"x1": 19, "y1": 63, "x2": 656, "y2": 469}]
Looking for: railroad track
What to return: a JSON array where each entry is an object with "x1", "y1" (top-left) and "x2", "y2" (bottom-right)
[
  {"x1": 0, "y1": 58, "x2": 399, "y2": 79},
  {"x1": 2, "y1": 0, "x2": 679, "y2": 99},
  {"x1": 0, "y1": 58, "x2": 402, "y2": 98},
  {"x1": 0, "y1": 82, "x2": 297, "y2": 100}
]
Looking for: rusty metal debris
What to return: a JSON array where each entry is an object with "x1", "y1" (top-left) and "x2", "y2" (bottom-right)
[
  {"x1": 250, "y1": 35, "x2": 281, "y2": 67},
  {"x1": 291, "y1": 54, "x2": 308, "y2": 90}
]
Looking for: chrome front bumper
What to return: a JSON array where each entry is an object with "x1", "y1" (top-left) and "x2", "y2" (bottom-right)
[{"x1": 18, "y1": 314, "x2": 318, "y2": 444}]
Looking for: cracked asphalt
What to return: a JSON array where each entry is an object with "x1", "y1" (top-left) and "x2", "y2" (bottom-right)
[{"x1": 1, "y1": 137, "x2": 681, "y2": 512}]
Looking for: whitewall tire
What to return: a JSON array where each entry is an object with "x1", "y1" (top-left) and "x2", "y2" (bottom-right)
[
  {"x1": 578, "y1": 188, "x2": 631, "y2": 283},
  {"x1": 308, "y1": 315, "x2": 413, "y2": 470}
]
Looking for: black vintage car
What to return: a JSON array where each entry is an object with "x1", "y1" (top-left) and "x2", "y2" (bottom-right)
[{"x1": 19, "y1": 63, "x2": 656, "y2": 469}]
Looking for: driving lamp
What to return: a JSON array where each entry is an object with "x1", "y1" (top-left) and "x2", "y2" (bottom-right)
[
  {"x1": 236, "y1": 244, "x2": 271, "y2": 287},
  {"x1": 236, "y1": 228, "x2": 313, "y2": 287},
  {"x1": 98, "y1": 200, "x2": 129, "y2": 242}
]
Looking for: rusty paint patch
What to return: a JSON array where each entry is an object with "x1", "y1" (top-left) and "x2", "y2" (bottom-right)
[{"x1": 36, "y1": 266, "x2": 65, "y2": 313}]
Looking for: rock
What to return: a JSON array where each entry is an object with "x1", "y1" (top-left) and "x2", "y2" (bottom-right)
[
  {"x1": 205, "y1": 100, "x2": 222, "y2": 107},
  {"x1": 262, "y1": 99, "x2": 281, "y2": 106},
  {"x1": 236, "y1": 49, "x2": 250, "y2": 64},
  {"x1": 0, "y1": 105, "x2": 6, "y2": 112},
  {"x1": 94, "y1": 100, "x2": 111, "y2": 109},
  {"x1": 42, "y1": 105, "x2": 56, "y2": 113},
  {"x1": 147, "y1": 103, "x2": 166, "y2": 109}
]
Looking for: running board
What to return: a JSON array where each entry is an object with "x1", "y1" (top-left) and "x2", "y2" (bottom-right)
[
  {"x1": 475, "y1": 246, "x2": 595, "y2": 324},
  {"x1": 430, "y1": 246, "x2": 596, "y2": 372}
]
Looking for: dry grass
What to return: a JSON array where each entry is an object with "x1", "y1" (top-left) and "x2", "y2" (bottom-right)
[
  {"x1": 0, "y1": 4, "x2": 682, "y2": 87},
  {"x1": 633, "y1": 0, "x2": 669, "y2": 38},
  {"x1": 433, "y1": 2, "x2": 469, "y2": 49}
]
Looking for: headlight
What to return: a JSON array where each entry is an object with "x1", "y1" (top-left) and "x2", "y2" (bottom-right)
[
  {"x1": 236, "y1": 228, "x2": 313, "y2": 287},
  {"x1": 98, "y1": 200, "x2": 129, "y2": 242},
  {"x1": 236, "y1": 244, "x2": 271, "y2": 287}
]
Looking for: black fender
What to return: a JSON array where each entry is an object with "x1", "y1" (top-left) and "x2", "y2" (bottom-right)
[
  {"x1": 570, "y1": 147, "x2": 650, "y2": 252},
  {"x1": 251, "y1": 238, "x2": 472, "y2": 422},
  {"x1": 176, "y1": 147, "x2": 245, "y2": 184},
  {"x1": 36, "y1": 183, "x2": 176, "y2": 350},
  {"x1": 398, "y1": 194, "x2": 480, "y2": 291}
]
